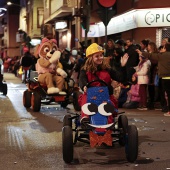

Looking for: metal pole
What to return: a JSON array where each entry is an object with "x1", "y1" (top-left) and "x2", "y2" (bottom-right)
[
  {"x1": 84, "y1": 0, "x2": 91, "y2": 47},
  {"x1": 85, "y1": 30, "x2": 87, "y2": 47},
  {"x1": 105, "y1": 25, "x2": 107, "y2": 45},
  {"x1": 105, "y1": 8, "x2": 108, "y2": 45}
]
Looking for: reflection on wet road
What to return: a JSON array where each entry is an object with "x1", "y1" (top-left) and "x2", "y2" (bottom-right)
[{"x1": 0, "y1": 73, "x2": 170, "y2": 170}]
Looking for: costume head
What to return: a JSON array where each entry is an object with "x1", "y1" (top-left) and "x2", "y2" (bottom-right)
[
  {"x1": 37, "y1": 37, "x2": 58, "y2": 60},
  {"x1": 86, "y1": 43, "x2": 104, "y2": 58}
]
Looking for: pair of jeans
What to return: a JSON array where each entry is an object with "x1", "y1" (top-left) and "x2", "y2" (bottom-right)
[{"x1": 123, "y1": 101, "x2": 139, "y2": 109}]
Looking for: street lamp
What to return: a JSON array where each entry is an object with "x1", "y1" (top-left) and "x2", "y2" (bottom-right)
[
  {"x1": 7, "y1": 2, "x2": 12, "y2": 5},
  {"x1": 7, "y1": 1, "x2": 21, "y2": 7}
]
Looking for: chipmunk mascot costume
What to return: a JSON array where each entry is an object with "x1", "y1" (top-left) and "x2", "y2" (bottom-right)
[{"x1": 36, "y1": 37, "x2": 67, "y2": 94}]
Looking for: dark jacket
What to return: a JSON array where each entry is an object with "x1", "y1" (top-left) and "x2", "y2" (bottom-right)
[
  {"x1": 60, "y1": 53, "x2": 75, "y2": 75},
  {"x1": 142, "y1": 52, "x2": 170, "y2": 78},
  {"x1": 79, "y1": 67, "x2": 125, "y2": 94},
  {"x1": 20, "y1": 52, "x2": 33, "y2": 68},
  {"x1": 125, "y1": 44, "x2": 139, "y2": 68}
]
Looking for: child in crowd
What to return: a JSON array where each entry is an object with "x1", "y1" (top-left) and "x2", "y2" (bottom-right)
[
  {"x1": 123, "y1": 74, "x2": 140, "y2": 109},
  {"x1": 118, "y1": 83, "x2": 130, "y2": 108},
  {"x1": 134, "y1": 55, "x2": 151, "y2": 110},
  {"x1": 112, "y1": 80, "x2": 121, "y2": 100},
  {"x1": 112, "y1": 80, "x2": 129, "y2": 108}
]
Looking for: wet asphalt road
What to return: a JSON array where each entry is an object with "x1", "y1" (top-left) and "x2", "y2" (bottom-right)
[{"x1": 0, "y1": 73, "x2": 170, "y2": 170}]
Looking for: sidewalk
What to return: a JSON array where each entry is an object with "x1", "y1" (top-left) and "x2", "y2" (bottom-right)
[{"x1": 3, "y1": 72, "x2": 23, "y2": 84}]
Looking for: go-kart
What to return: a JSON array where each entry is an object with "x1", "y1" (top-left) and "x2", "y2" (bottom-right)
[
  {"x1": 62, "y1": 79, "x2": 138, "y2": 163},
  {"x1": 0, "y1": 65, "x2": 7, "y2": 96},
  {"x1": 23, "y1": 71, "x2": 76, "y2": 112}
]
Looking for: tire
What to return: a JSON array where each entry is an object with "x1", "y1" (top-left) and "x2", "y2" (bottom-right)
[
  {"x1": 23, "y1": 90, "x2": 32, "y2": 108},
  {"x1": 118, "y1": 115, "x2": 128, "y2": 146},
  {"x1": 31, "y1": 92, "x2": 41, "y2": 112},
  {"x1": 73, "y1": 91, "x2": 81, "y2": 111},
  {"x1": 2, "y1": 83, "x2": 7, "y2": 95},
  {"x1": 62, "y1": 126, "x2": 73, "y2": 163},
  {"x1": 63, "y1": 115, "x2": 72, "y2": 127},
  {"x1": 125, "y1": 125, "x2": 138, "y2": 162},
  {"x1": 60, "y1": 100, "x2": 69, "y2": 108}
]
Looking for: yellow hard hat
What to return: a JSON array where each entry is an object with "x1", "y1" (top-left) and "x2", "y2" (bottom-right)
[{"x1": 86, "y1": 43, "x2": 104, "y2": 57}]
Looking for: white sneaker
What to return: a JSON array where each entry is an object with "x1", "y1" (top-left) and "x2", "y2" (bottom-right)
[
  {"x1": 164, "y1": 112, "x2": 170, "y2": 116},
  {"x1": 59, "y1": 91, "x2": 66, "y2": 95},
  {"x1": 137, "y1": 106, "x2": 143, "y2": 110},
  {"x1": 142, "y1": 107, "x2": 148, "y2": 110},
  {"x1": 47, "y1": 87, "x2": 59, "y2": 94}
]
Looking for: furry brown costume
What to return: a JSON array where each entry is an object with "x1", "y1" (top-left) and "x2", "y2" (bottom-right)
[{"x1": 36, "y1": 38, "x2": 67, "y2": 94}]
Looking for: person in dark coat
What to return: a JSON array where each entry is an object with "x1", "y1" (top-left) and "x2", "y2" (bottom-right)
[
  {"x1": 124, "y1": 38, "x2": 139, "y2": 84},
  {"x1": 59, "y1": 49, "x2": 75, "y2": 76},
  {"x1": 20, "y1": 49, "x2": 34, "y2": 83}
]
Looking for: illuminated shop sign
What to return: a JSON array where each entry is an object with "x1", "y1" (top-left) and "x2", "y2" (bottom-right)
[
  {"x1": 30, "y1": 39, "x2": 41, "y2": 46},
  {"x1": 82, "y1": 8, "x2": 170, "y2": 37},
  {"x1": 55, "y1": 21, "x2": 67, "y2": 30},
  {"x1": 137, "y1": 8, "x2": 170, "y2": 27},
  {"x1": 0, "y1": 8, "x2": 7, "y2": 17},
  {"x1": 144, "y1": 11, "x2": 170, "y2": 25}
]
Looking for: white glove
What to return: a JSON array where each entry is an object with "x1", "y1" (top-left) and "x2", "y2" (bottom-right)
[
  {"x1": 57, "y1": 68, "x2": 67, "y2": 78},
  {"x1": 49, "y1": 51, "x2": 61, "y2": 64}
]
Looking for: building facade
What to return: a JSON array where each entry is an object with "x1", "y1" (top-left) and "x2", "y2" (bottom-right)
[{"x1": 1, "y1": 0, "x2": 170, "y2": 58}]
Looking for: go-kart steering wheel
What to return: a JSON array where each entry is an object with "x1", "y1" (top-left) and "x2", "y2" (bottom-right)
[{"x1": 86, "y1": 79, "x2": 108, "y2": 88}]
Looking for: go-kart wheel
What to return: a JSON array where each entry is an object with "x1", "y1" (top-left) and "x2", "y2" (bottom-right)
[
  {"x1": 62, "y1": 126, "x2": 73, "y2": 163},
  {"x1": 23, "y1": 90, "x2": 32, "y2": 108},
  {"x1": 125, "y1": 125, "x2": 138, "y2": 162},
  {"x1": 60, "y1": 100, "x2": 69, "y2": 108},
  {"x1": 63, "y1": 115, "x2": 72, "y2": 127},
  {"x1": 31, "y1": 92, "x2": 41, "y2": 112},
  {"x1": 118, "y1": 115, "x2": 128, "y2": 146},
  {"x1": 118, "y1": 115, "x2": 128, "y2": 132},
  {"x1": 2, "y1": 83, "x2": 7, "y2": 95},
  {"x1": 73, "y1": 91, "x2": 81, "y2": 111}
]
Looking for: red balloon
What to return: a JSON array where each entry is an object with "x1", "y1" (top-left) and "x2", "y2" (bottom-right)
[{"x1": 98, "y1": 0, "x2": 116, "y2": 7}]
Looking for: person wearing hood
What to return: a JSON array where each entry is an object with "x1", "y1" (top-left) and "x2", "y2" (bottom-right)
[
  {"x1": 122, "y1": 74, "x2": 140, "y2": 109},
  {"x1": 134, "y1": 55, "x2": 151, "y2": 110}
]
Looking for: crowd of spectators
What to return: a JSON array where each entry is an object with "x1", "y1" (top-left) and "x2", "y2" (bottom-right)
[
  {"x1": 104, "y1": 37, "x2": 170, "y2": 116},
  {"x1": 1, "y1": 36, "x2": 170, "y2": 116}
]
